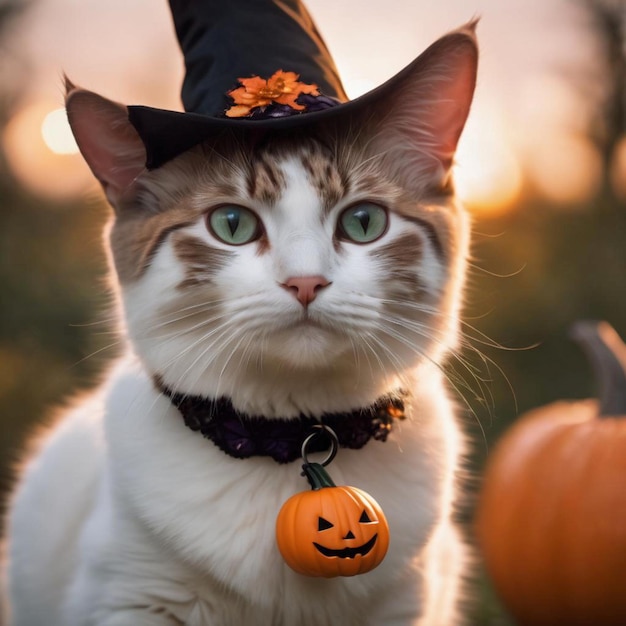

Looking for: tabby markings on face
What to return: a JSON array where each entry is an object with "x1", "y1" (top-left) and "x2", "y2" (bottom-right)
[
  {"x1": 172, "y1": 234, "x2": 235, "y2": 289},
  {"x1": 245, "y1": 152, "x2": 286, "y2": 206},
  {"x1": 370, "y1": 232, "x2": 424, "y2": 297},
  {"x1": 109, "y1": 134, "x2": 454, "y2": 352}
]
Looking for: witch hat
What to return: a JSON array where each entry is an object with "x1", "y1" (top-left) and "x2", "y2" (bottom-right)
[
  {"x1": 126, "y1": 0, "x2": 478, "y2": 171},
  {"x1": 170, "y1": 0, "x2": 348, "y2": 114}
]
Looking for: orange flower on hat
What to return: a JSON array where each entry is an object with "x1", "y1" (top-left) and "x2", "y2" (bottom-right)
[{"x1": 225, "y1": 70, "x2": 320, "y2": 118}]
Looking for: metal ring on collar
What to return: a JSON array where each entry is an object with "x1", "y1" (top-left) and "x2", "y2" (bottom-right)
[{"x1": 301, "y1": 424, "x2": 339, "y2": 466}]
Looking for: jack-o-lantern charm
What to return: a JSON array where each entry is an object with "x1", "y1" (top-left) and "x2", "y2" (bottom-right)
[{"x1": 276, "y1": 439, "x2": 390, "y2": 578}]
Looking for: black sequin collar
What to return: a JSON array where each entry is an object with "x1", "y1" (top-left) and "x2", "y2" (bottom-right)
[{"x1": 155, "y1": 378, "x2": 406, "y2": 464}]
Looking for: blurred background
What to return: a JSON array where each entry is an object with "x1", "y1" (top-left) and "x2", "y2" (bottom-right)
[{"x1": 1, "y1": 0, "x2": 625, "y2": 623}]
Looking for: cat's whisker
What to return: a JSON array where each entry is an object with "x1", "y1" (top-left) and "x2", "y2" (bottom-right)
[
  {"x1": 372, "y1": 317, "x2": 493, "y2": 414},
  {"x1": 212, "y1": 327, "x2": 255, "y2": 398},
  {"x1": 376, "y1": 299, "x2": 516, "y2": 408},
  {"x1": 160, "y1": 318, "x2": 239, "y2": 390},
  {"x1": 170, "y1": 312, "x2": 270, "y2": 397},
  {"x1": 68, "y1": 316, "x2": 121, "y2": 328},
  {"x1": 353, "y1": 336, "x2": 377, "y2": 383},
  {"x1": 141, "y1": 309, "x2": 231, "y2": 340},
  {"x1": 451, "y1": 340, "x2": 516, "y2": 418},
  {"x1": 347, "y1": 336, "x2": 364, "y2": 381},
  {"x1": 383, "y1": 297, "x2": 520, "y2": 352},
  {"x1": 369, "y1": 328, "x2": 419, "y2": 376},
  {"x1": 143, "y1": 299, "x2": 228, "y2": 324},
  {"x1": 358, "y1": 332, "x2": 391, "y2": 378},
  {"x1": 199, "y1": 143, "x2": 245, "y2": 177},
  {"x1": 70, "y1": 339, "x2": 124, "y2": 368},
  {"x1": 375, "y1": 324, "x2": 482, "y2": 417},
  {"x1": 140, "y1": 296, "x2": 275, "y2": 342},
  {"x1": 150, "y1": 302, "x2": 222, "y2": 321},
  {"x1": 238, "y1": 331, "x2": 261, "y2": 380}
]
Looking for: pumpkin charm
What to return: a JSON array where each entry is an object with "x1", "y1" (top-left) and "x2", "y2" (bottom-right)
[
  {"x1": 276, "y1": 461, "x2": 389, "y2": 577},
  {"x1": 475, "y1": 321, "x2": 626, "y2": 626}
]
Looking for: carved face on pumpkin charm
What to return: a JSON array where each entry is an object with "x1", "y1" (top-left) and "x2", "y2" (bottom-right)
[{"x1": 276, "y1": 463, "x2": 390, "y2": 577}]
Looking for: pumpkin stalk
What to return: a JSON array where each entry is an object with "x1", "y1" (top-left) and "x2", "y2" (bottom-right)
[
  {"x1": 301, "y1": 463, "x2": 336, "y2": 490},
  {"x1": 571, "y1": 320, "x2": 626, "y2": 417}
]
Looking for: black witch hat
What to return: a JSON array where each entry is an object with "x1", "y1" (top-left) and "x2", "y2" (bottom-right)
[{"x1": 127, "y1": 0, "x2": 478, "y2": 171}]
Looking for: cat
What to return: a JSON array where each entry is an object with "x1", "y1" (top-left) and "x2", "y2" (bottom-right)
[{"x1": 3, "y1": 21, "x2": 478, "y2": 626}]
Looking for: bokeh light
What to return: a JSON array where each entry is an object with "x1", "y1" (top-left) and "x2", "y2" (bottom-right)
[
  {"x1": 454, "y1": 101, "x2": 523, "y2": 216},
  {"x1": 3, "y1": 101, "x2": 94, "y2": 201},
  {"x1": 41, "y1": 108, "x2": 79, "y2": 155},
  {"x1": 610, "y1": 135, "x2": 626, "y2": 199},
  {"x1": 525, "y1": 133, "x2": 603, "y2": 205}
]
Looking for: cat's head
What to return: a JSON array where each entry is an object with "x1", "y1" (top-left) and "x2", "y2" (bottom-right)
[{"x1": 66, "y1": 25, "x2": 478, "y2": 413}]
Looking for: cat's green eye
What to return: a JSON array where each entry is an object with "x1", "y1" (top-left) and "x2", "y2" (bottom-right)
[
  {"x1": 208, "y1": 205, "x2": 261, "y2": 245},
  {"x1": 338, "y1": 203, "x2": 388, "y2": 244}
]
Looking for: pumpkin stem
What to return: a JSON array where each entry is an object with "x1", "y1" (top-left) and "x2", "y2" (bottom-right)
[
  {"x1": 302, "y1": 463, "x2": 337, "y2": 490},
  {"x1": 571, "y1": 320, "x2": 626, "y2": 417}
]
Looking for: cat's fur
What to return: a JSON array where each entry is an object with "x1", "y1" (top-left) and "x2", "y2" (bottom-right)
[{"x1": 3, "y1": 23, "x2": 478, "y2": 626}]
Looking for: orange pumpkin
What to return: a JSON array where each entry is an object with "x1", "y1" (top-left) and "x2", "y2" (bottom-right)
[
  {"x1": 475, "y1": 321, "x2": 626, "y2": 626},
  {"x1": 276, "y1": 462, "x2": 389, "y2": 577}
]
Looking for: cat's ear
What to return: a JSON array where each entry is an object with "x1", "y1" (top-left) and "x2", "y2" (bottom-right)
[
  {"x1": 364, "y1": 22, "x2": 478, "y2": 191},
  {"x1": 65, "y1": 78, "x2": 147, "y2": 207}
]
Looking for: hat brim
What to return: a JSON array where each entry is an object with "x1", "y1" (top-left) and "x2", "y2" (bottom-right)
[
  {"x1": 127, "y1": 29, "x2": 476, "y2": 170},
  {"x1": 128, "y1": 98, "x2": 349, "y2": 170}
]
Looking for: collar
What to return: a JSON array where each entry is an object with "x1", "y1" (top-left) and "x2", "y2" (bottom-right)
[{"x1": 154, "y1": 378, "x2": 406, "y2": 464}]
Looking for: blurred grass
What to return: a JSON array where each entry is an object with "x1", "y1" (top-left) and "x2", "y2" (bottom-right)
[{"x1": 0, "y1": 175, "x2": 115, "y2": 508}]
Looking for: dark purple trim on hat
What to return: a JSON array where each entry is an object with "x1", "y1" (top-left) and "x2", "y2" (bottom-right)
[{"x1": 226, "y1": 93, "x2": 341, "y2": 120}]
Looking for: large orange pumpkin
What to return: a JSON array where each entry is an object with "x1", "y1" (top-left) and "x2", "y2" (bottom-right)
[
  {"x1": 276, "y1": 462, "x2": 389, "y2": 577},
  {"x1": 475, "y1": 321, "x2": 626, "y2": 626}
]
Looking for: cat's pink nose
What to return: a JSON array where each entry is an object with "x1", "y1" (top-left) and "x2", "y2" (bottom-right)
[{"x1": 282, "y1": 275, "x2": 330, "y2": 307}]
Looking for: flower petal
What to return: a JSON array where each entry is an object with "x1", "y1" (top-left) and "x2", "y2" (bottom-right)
[
  {"x1": 225, "y1": 105, "x2": 253, "y2": 118},
  {"x1": 298, "y1": 83, "x2": 320, "y2": 96},
  {"x1": 275, "y1": 93, "x2": 305, "y2": 110},
  {"x1": 270, "y1": 70, "x2": 300, "y2": 84},
  {"x1": 237, "y1": 76, "x2": 267, "y2": 92},
  {"x1": 227, "y1": 86, "x2": 253, "y2": 105},
  {"x1": 226, "y1": 72, "x2": 324, "y2": 117}
]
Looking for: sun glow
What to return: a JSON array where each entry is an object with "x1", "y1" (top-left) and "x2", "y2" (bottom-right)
[
  {"x1": 41, "y1": 108, "x2": 80, "y2": 155},
  {"x1": 517, "y1": 76, "x2": 603, "y2": 206},
  {"x1": 454, "y1": 102, "x2": 523, "y2": 216},
  {"x1": 525, "y1": 134, "x2": 602, "y2": 205},
  {"x1": 610, "y1": 136, "x2": 626, "y2": 199},
  {"x1": 3, "y1": 101, "x2": 94, "y2": 200}
]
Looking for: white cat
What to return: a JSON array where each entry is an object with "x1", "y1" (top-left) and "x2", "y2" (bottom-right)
[{"x1": 3, "y1": 21, "x2": 478, "y2": 626}]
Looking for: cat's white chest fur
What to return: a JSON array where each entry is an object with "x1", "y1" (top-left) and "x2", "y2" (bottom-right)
[
  {"x1": 8, "y1": 358, "x2": 463, "y2": 626},
  {"x1": 4, "y1": 154, "x2": 469, "y2": 624}
]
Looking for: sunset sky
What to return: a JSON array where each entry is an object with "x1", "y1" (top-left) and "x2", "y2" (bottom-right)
[{"x1": 2, "y1": 0, "x2": 603, "y2": 212}]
